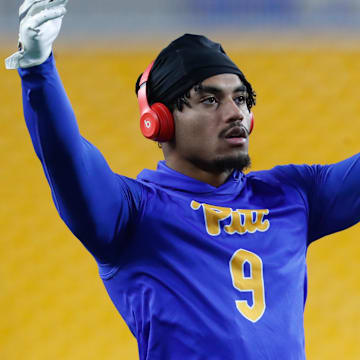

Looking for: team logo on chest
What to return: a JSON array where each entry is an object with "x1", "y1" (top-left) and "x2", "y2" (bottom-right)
[{"x1": 191, "y1": 200, "x2": 270, "y2": 236}]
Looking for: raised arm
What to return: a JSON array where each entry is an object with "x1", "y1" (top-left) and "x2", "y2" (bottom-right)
[
  {"x1": 5, "y1": 0, "x2": 142, "y2": 269},
  {"x1": 273, "y1": 154, "x2": 360, "y2": 243},
  {"x1": 307, "y1": 154, "x2": 360, "y2": 242}
]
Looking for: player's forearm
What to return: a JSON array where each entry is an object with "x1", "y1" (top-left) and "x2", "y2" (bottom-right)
[{"x1": 19, "y1": 53, "x2": 83, "y2": 162}]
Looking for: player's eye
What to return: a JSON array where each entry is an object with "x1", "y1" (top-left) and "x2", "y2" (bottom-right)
[
  {"x1": 201, "y1": 96, "x2": 218, "y2": 105},
  {"x1": 234, "y1": 95, "x2": 247, "y2": 106}
]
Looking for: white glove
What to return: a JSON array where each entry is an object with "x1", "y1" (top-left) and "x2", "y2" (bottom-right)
[{"x1": 5, "y1": 0, "x2": 67, "y2": 70}]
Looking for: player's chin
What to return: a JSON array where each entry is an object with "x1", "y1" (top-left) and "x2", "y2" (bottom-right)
[
  {"x1": 213, "y1": 152, "x2": 251, "y2": 173},
  {"x1": 220, "y1": 143, "x2": 249, "y2": 159}
]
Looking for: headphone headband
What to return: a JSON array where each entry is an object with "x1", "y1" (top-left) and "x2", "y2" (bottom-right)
[
  {"x1": 138, "y1": 60, "x2": 155, "y2": 115},
  {"x1": 139, "y1": 60, "x2": 154, "y2": 87}
]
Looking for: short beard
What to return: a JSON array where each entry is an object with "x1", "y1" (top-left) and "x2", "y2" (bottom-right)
[
  {"x1": 213, "y1": 154, "x2": 251, "y2": 173},
  {"x1": 189, "y1": 153, "x2": 251, "y2": 174}
]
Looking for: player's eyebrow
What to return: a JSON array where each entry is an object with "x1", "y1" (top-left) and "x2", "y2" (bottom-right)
[{"x1": 196, "y1": 84, "x2": 247, "y2": 96}]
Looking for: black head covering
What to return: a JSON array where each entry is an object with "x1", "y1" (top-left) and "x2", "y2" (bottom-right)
[{"x1": 135, "y1": 33, "x2": 244, "y2": 106}]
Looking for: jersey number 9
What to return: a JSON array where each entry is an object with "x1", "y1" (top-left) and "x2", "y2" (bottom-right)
[{"x1": 229, "y1": 249, "x2": 266, "y2": 323}]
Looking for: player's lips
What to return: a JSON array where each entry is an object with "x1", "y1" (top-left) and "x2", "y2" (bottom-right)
[{"x1": 222, "y1": 126, "x2": 248, "y2": 146}]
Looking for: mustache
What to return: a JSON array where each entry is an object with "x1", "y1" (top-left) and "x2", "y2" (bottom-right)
[{"x1": 219, "y1": 121, "x2": 249, "y2": 138}]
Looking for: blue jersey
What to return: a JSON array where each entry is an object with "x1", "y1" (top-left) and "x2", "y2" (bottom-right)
[{"x1": 18, "y1": 55, "x2": 360, "y2": 359}]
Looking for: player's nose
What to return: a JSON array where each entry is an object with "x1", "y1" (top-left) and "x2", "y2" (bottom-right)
[{"x1": 222, "y1": 98, "x2": 244, "y2": 123}]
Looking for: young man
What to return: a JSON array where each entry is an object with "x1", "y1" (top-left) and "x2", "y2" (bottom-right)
[{"x1": 6, "y1": 1, "x2": 360, "y2": 359}]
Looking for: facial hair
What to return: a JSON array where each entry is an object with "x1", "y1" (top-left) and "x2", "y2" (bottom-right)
[
  {"x1": 213, "y1": 153, "x2": 251, "y2": 173},
  {"x1": 188, "y1": 152, "x2": 251, "y2": 175}
]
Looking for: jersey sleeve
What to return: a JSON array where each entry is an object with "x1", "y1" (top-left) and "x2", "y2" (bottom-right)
[
  {"x1": 272, "y1": 154, "x2": 360, "y2": 244},
  {"x1": 18, "y1": 54, "x2": 142, "y2": 267}
]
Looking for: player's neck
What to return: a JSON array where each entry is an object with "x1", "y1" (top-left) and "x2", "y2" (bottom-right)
[{"x1": 164, "y1": 157, "x2": 232, "y2": 188}]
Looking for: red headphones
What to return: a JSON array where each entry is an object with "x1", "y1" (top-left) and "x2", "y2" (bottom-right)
[
  {"x1": 138, "y1": 61, "x2": 175, "y2": 142},
  {"x1": 138, "y1": 61, "x2": 254, "y2": 142}
]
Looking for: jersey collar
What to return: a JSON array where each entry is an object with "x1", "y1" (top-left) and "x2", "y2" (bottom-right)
[{"x1": 137, "y1": 160, "x2": 245, "y2": 195}]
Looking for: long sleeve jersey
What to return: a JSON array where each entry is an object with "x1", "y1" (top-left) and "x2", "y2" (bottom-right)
[{"x1": 18, "y1": 54, "x2": 360, "y2": 360}]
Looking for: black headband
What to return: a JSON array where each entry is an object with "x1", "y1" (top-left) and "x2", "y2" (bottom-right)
[{"x1": 135, "y1": 34, "x2": 244, "y2": 106}]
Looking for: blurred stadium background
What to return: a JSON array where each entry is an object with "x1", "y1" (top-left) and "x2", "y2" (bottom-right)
[{"x1": 1, "y1": 0, "x2": 360, "y2": 359}]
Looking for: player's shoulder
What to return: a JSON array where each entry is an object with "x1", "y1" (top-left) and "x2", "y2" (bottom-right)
[
  {"x1": 246, "y1": 163, "x2": 318, "y2": 190},
  {"x1": 114, "y1": 172, "x2": 166, "y2": 207},
  {"x1": 114, "y1": 174, "x2": 147, "y2": 211}
]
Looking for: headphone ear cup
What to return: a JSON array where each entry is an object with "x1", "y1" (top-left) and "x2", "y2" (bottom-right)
[
  {"x1": 249, "y1": 112, "x2": 255, "y2": 135},
  {"x1": 140, "y1": 111, "x2": 161, "y2": 140},
  {"x1": 151, "y1": 102, "x2": 175, "y2": 142}
]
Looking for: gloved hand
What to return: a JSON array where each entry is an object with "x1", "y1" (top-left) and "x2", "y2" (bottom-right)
[{"x1": 5, "y1": 0, "x2": 68, "y2": 69}]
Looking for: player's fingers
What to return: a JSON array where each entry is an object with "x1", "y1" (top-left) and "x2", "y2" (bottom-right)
[
  {"x1": 20, "y1": 0, "x2": 68, "y2": 22},
  {"x1": 28, "y1": 5, "x2": 67, "y2": 29},
  {"x1": 27, "y1": 0, "x2": 67, "y2": 18},
  {"x1": 19, "y1": 0, "x2": 45, "y2": 21}
]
